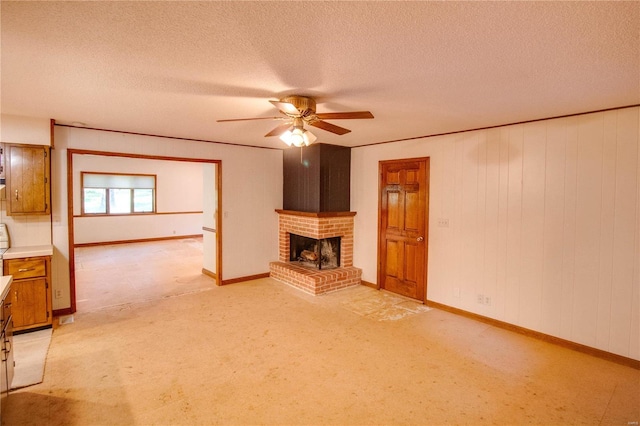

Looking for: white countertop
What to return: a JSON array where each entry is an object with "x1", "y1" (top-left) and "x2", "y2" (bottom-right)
[
  {"x1": 0, "y1": 275, "x2": 12, "y2": 300},
  {"x1": 3, "y1": 245, "x2": 54, "y2": 260}
]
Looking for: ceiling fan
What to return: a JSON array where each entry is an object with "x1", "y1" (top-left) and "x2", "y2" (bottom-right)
[{"x1": 217, "y1": 95, "x2": 374, "y2": 147}]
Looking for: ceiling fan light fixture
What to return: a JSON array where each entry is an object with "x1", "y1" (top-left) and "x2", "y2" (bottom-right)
[
  {"x1": 303, "y1": 129, "x2": 317, "y2": 145},
  {"x1": 280, "y1": 126, "x2": 316, "y2": 147}
]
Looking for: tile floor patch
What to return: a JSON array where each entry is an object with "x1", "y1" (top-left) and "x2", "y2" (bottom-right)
[
  {"x1": 11, "y1": 329, "x2": 52, "y2": 389},
  {"x1": 59, "y1": 315, "x2": 75, "y2": 325},
  {"x1": 336, "y1": 287, "x2": 431, "y2": 321}
]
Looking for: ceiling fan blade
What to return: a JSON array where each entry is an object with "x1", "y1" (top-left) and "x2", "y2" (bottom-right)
[
  {"x1": 308, "y1": 120, "x2": 351, "y2": 135},
  {"x1": 217, "y1": 116, "x2": 281, "y2": 122},
  {"x1": 269, "y1": 100, "x2": 300, "y2": 115},
  {"x1": 314, "y1": 111, "x2": 374, "y2": 120},
  {"x1": 265, "y1": 122, "x2": 293, "y2": 137}
]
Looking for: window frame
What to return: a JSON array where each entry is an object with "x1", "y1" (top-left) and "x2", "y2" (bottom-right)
[{"x1": 81, "y1": 172, "x2": 157, "y2": 216}]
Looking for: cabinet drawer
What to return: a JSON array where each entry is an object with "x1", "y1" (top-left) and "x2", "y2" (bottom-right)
[{"x1": 5, "y1": 258, "x2": 46, "y2": 279}]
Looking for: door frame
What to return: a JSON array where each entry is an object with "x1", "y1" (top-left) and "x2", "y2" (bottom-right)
[
  {"x1": 377, "y1": 156, "x2": 430, "y2": 303},
  {"x1": 64, "y1": 149, "x2": 222, "y2": 314}
]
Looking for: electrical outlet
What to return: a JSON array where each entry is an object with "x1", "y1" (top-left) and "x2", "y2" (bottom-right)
[
  {"x1": 477, "y1": 293, "x2": 484, "y2": 304},
  {"x1": 484, "y1": 296, "x2": 491, "y2": 306},
  {"x1": 437, "y1": 218, "x2": 450, "y2": 227},
  {"x1": 55, "y1": 289, "x2": 62, "y2": 299}
]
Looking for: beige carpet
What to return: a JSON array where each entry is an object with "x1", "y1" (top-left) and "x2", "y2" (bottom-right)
[
  {"x1": 4, "y1": 239, "x2": 637, "y2": 425},
  {"x1": 4, "y1": 278, "x2": 638, "y2": 425},
  {"x1": 10, "y1": 328, "x2": 52, "y2": 390}
]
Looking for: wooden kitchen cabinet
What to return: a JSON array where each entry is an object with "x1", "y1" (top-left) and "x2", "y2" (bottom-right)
[
  {"x1": 4, "y1": 256, "x2": 52, "y2": 332},
  {"x1": 4, "y1": 144, "x2": 50, "y2": 216}
]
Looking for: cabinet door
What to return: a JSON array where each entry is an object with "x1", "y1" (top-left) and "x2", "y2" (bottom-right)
[
  {"x1": 6, "y1": 144, "x2": 50, "y2": 215},
  {"x1": 1, "y1": 321, "x2": 14, "y2": 395},
  {"x1": 11, "y1": 279, "x2": 49, "y2": 330}
]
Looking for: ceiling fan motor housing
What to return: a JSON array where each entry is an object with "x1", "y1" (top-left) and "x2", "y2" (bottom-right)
[{"x1": 282, "y1": 95, "x2": 316, "y2": 116}]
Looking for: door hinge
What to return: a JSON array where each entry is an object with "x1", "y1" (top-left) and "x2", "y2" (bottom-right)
[
  {"x1": 44, "y1": 177, "x2": 48, "y2": 184},
  {"x1": 47, "y1": 311, "x2": 50, "y2": 319},
  {"x1": 44, "y1": 150, "x2": 48, "y2": 158}
]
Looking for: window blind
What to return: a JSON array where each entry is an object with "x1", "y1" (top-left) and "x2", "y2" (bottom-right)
[{"x1": 83, "y1": 173, "x2": 155, "y2": 189}]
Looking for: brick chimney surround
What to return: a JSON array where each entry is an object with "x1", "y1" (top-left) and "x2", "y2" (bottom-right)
[
  {"x1": 271, "y1": 144, "x2": 361, "y2": 295},
  {"x1": 269, "y1": 210, "x2": 362, "y2": 295}
]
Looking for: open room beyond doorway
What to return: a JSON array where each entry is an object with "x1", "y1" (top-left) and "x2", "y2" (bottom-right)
[
  {"x1": 74, "y1": 238, "x2": 215, "y2": 312},
  {"x1": 67, "y1": 149, "x2": 222, "y2": 314}
]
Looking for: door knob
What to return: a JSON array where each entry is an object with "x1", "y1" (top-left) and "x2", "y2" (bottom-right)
[{"x1": 416, "y1": 236, "x2": 424, "y2": 242}]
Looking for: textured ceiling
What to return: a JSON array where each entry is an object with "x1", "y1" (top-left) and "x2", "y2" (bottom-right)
[{"x1": 1, "y1": 1, "x2": 638, "y2": 149}]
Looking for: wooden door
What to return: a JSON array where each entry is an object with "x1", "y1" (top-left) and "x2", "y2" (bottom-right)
[{"x1": 378, "y1": 158, "x2": 429, "y2": 301}]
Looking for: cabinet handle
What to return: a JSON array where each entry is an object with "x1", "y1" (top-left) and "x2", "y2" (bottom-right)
[
  {"x1": 18, "y1": 268, "x2": 35, "y2": 272},
  {"x1": 15, "y1": 189, "x2": 18, "y2": 201},
  {"x1": 1, "y1": 339, "x2": 9, "y2": 362},
  {"x1": 1, "y1": 344, "x2": 10, "y2": 362}
]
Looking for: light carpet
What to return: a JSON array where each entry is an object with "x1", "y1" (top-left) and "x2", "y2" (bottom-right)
[{"x1": 10, "y1": 328, "x2": 52, "y2": 390}]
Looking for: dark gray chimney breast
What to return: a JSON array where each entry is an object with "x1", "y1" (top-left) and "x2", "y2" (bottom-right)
[{"x1": 282, "y1": 143, "x2": 351, "y2": 213}]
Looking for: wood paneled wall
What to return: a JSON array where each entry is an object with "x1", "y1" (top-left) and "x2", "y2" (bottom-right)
[{"x1": 351, "y1": 106, "x2": 639, "y2": 360}]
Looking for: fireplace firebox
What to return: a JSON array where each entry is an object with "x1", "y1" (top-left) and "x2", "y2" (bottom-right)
[{"x1": 290, "y1": 234, "x2": 340, "y2": 270}]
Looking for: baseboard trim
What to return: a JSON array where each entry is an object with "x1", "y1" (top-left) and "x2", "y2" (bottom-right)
[
  {"x1": 222, "y1": 273, "x2": 270, "y2": 285},
  {"x1": 14, "y1": 324, "x2": 53, "y2": 336},
  {"x1": 201, "y1": 268, "x2": 217, "y2": 281},
  {"x1": 74, "y1": 234, "x2": 203, "y2": 248},
  {"x1": 53, "y1": 308, "x2": 74, "y2": 317},
  {"x1": 426, "y1": 300, "x2": 639, "y2": 370},
  {"x1": 360, "y1": 280, "x2": 378, "y2": 289}
]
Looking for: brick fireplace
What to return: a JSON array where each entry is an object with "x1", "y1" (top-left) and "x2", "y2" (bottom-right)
[{"x1": 269, "y1": 210, "x2": 362, "y2": 295}]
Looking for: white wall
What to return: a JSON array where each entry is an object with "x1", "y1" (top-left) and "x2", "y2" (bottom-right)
[
  {"x1": 0, "y1": 208, "x2": 51, "y2": 247},
  {"x1": 351, "y1": 106, "x2": 639, "y2": 360},
  {"x1": 52, "y1": 126, "x2": 282, "y2": 310},
  {"x1": 72, "y1": 154, "x2": 204, "y2": 244},
  {"x1": 0, "y1": 114, "x2": 50, "y2": 146}
]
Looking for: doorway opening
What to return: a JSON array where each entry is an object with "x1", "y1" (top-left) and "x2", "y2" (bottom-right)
[{"x1": 66, "y1": 150, "x2": 222, "y2": 313}]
